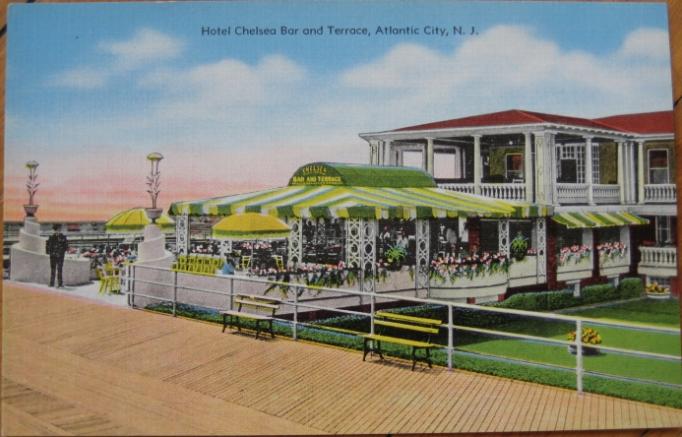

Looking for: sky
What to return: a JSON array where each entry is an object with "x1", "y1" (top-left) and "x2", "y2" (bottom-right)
[{"x1": 3, "y1": 0, "x2": 673, "y2": 221}]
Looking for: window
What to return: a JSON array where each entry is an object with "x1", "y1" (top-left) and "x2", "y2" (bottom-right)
[
  {"x1": 557, "y1": 144, "x2": 585, "y2": 183},
  {"x1": 591, "y1": 145, "x2": 600, "y2": 184},
  {"x1": 505, "y1": 153, "x2": 524, "y2": 181},
  {"x1": 434, "y1": 152, "x2": 457, "y2": 179},
  {"x1": 656, "y1": 216, "x2": 672, "y2": 244},
  {"x1": 648, "y1": 149, "x2": 669, "y2": 184}
]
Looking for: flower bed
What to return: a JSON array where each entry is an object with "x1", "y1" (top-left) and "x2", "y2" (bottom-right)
[
  {"x1": 429, "y1": 252, "x2": 510, "y2": 300},
  {"x1": 567, "y1": 327, "x2": 602, "y2": 355}
]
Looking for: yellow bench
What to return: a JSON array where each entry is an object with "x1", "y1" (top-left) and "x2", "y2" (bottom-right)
[
  {"x1": 172, "y1": 255, "x2": 223, "y2": 276},
  {"x1": 363, "y1": 311, "x2": 441, "y2": 371}
]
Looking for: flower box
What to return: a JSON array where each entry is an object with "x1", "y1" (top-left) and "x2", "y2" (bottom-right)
[
  {"x1": 509, "y1": 255, "x2": 538, "y2": 287},
  {"x1": 646, "y1": 292, "x2": 671, "y2": 300},
  {"x1": 557, "y1": 255, "x2": 592, "y2": 282},
  {"x1": 429, "y1": 270, "x2": 508, "y2": 300}
]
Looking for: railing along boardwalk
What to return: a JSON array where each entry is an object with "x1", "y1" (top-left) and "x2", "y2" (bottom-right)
[{"x1": 3, "y1": 282, "x2": 682, "y2": 435}]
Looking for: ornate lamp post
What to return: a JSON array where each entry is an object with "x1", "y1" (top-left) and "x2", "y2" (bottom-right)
[
  {"x1": 23, "y1": 160, "x2": 40, "y2": 218},
  {"x1": 145, "y1": 152, "x2": 164, "y2": 223}
]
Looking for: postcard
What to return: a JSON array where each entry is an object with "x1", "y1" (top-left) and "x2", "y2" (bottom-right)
[{"x1": 3, "y1": 1, "x2": 680, "y2": 435}]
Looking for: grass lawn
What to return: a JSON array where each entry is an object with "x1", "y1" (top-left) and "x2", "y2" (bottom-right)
[
  {"x1": 456, "y1": 298, "x2": 681, "y2": 386},
  {"x1": 563, "y1": 298, "x2": 680, "y2": 328}
]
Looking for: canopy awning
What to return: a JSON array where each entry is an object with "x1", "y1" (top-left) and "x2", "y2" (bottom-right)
[
  {"x1": 105, "y1": 207, "x2": 176, "y2": 234},
  {"x1": 212, "y1": 213, "x2": 290, "y2": 240},
  {"x1": 169, "y1": 185, "x2": 551, "y2": 220},
  {"x1": 552, "y1": 211, "x2": 649, "y2": 229}
]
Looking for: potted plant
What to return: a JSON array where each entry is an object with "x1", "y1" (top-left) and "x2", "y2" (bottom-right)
[
  {"x1": 510, "y1": 233, "x2": 529, "y2": 262},
  {"x1": 385, "y1": 244, "x2": 407, "y2": 271},
  {"x1": 645, "y1": 282, "x2": 670, "y2": 299},
  {"x1": 567, "y1": 327, "x2": 602, "y2": 355}
]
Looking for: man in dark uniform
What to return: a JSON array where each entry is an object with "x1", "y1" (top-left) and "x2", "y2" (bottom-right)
[{"x1": 46, "y1": 224, "x2": 68, "y2": 287}]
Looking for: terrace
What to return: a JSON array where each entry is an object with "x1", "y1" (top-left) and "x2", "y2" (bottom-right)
[{"x1": 3, "y1": 281, "x2": 682, "y2": 435}]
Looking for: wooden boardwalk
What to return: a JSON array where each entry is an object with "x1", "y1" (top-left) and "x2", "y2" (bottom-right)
[{"x1": 2, "y1": 282, "x2": 682, "y2": 435}]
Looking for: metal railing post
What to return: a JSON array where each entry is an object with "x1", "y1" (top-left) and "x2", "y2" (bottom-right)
[
  {"x1": 229, "y1": 278, "x2": 234, "y2": 311},
  {"x1": 370, "y1": 290, "x2": 376, "y2": 336},
  {"x1": 172, "y1": 270, "x2": 178, "y2": 317},
  {"x1": 447, "y1": 304, "x2": 453, "y2": 371},
  {"x1": 293, "y1": 286, "x2": 299, "y2": 340},
  {"x1": 576, "y1": 319, "x2": 583, "y2": 394},
  {"x1": 131, "y1": 264, "x2": 136, "y2": 308}
]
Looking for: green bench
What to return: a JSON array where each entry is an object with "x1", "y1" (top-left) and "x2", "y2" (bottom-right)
[
  {"x1": 363, "y1": 311, "x2": 442, "y2": 371},
  {"x1": 220, "y1": 294, "x2": 280, "y2": 339}
]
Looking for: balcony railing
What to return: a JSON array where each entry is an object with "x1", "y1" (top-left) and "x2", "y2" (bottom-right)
[
  {"x1": 480, "y1": 183, "x2": 526, "y2": 201},
  {"x1": 644, "y1": 184, "x2": 676, "y2": 203},
  {"x1": 593, "y1": 184, "x2": 620, "y2": 204},
  {"x1": 556, "y1": 183, "x2": 621, "y2": 205},
  {"x1": 438, "y1": 183, "x2": 475, "y2": 194},
  {"x1": 639, "y1": 246, "x2": 677, "y2": 268},
  {"x1": 556, "y1": 183, "x2": 588, "y2": 204},
  {"x1": 437, "y1": 183, "x2": 525, "y2": 201}
]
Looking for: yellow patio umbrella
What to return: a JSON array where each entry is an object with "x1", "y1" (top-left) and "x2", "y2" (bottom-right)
[
  {"x1": 212, "y1": 213, "x2": 290, "y2": 240},
  {"x1": 105, "y1": 207, "x2": 176, "y2": 234}
]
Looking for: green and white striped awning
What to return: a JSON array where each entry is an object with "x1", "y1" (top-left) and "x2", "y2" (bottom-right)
[
  {"x1": 169, "y1": 185, "x2": 551, "y2": 220},
  {"x1": 552, "y1": 211, "x2": 649, "y2": 229}
]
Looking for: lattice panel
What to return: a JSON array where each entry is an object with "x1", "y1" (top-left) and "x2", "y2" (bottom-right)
[
  {"x1": 219, "y1": 240, "x2": 232, "y2": 257},
  {"x1": 286, "y1": 217, "x2": 303, "y2": 265},
  {"x1": 362, "y1": 220, "x2": 377, "y2": 293},
  {"x1": 175, "y1": 213, "x2": 189, "y2": 255},
  {"x1": 498, "y1": 220, "x2": 510, "y2": 256},
  {"x1": 345, "y1": 218, "x2": 362, "y2": 269},
  {"x1": 415, "y1": 219, "x2": 430, "y2": 290},
  {"x1": 536, "y1": 218, "x2": 546, "y2": 280}
]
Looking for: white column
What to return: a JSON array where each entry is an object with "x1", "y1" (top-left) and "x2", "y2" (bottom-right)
[
  {"x1": 498, "y1": 220, "x2": 510, "y2": 256},
  {"x1": 628, "y1": 142, "x2": 636, "y2": 203},
  {"x1": 617, "y1": 140, "x2": 625, "y2": 204},
  {"x1": 585, "y1": 136, "x2": 594, "y2": 205},
  {"x1": 637, "y1": 140, "x2": 645, "y2": 204},
  {"x1": 473, "y1": 135, "x2": 482, "y2": 195},
  {"x1": 548, "y1": 132, "x2": 557, "y2": 204},
  {"x1": 384, "y1": 140, "x2": 392, "y2": 166},
  {"x1": 524, "y1": 132, "x2": 533, "y2": 203},
  {"x1": 534, "y1": 133, "x2": 545, "y2": 203},
  {"x1": 175, "y1": 213, "x2": 190, "y2": 255},
  {"x1": 369, "y1": 140, "x2": 379, "y2": 165},
  {"x1": 426, "y1": 137, "x2": 435, "y2": 175}
]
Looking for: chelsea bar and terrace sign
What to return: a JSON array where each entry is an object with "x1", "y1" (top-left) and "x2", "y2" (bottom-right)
[{"x1": 289, "y1": 164, "x2": 343, "y2": 186}]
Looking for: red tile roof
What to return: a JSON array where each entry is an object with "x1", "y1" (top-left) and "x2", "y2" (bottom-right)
[
  {"x1": 390, "y1": 109, "x2": 674, "y2": 135},
  {"x1": 593, "y1": 111, "x2": 674, "y2": 135}
]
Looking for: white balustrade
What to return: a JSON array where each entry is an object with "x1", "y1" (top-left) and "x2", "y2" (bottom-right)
[
  {"x1": 593, "y1": 184, "x2": 620, "y2": 204},
  {"x1": 438, "y1": 183, "x2": 475, "y2": 194},
  {"x1": 556, "y1": 183, "x2": 589, "y2": 204},
  {"x1": 480, "y1": 183, "x2": 526, "y2": 201},
  {"x1": 639, "y1": 246, "x2": 677, "y2": 267},
  {"x1": 644, "y1": 184, "x2": 677, "y2": 203}
]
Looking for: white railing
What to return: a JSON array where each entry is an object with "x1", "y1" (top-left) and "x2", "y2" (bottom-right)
[
  {"x1": 644, "y1": 184, "x2": 677, "y2": 203},
  {"x1": 122, "y1": 264, "x2": 681, "y2": 394},
  {"x1": 639, "y1": 246, "x2": 677, "y2": 267},
  {"x1": 438, "y1": 183, "x2": 475, "y2": 194},
  {"x1": 480, "y1": 183, "x2": 526, "y2": 201},
  {"x1": 593, "y1": 184, "x2": 620, "y2": 204},
  {"x1": 556, "y1": 183, "x2": 589, "y2": 204},
  {"x1": 437, "y1": 183, "x2": 525, "y2": 201}
]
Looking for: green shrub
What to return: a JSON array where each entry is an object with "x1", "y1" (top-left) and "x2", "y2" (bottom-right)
[
  {"x1": 618, "y1": 277, "x2": 644, "y2": 299},
  {"x1": 581, "y1": 284, "x2": 616, "y2": 304}
]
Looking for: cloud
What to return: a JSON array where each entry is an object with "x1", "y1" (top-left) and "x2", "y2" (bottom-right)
[
  {"x1": 50, "y1": 66, "x2": 110, "y2": 90},
  {"x1": 50, "y1": 28, "x2": 184, "y2": 89},
  {"x1": 338, "y1": 25, "x2": 672, "y2": 122},
  {"x1": 618, "y1": 27, "x2": 670, "y2": 61},
  {"x1": 99, "y1": 28, "x2": 185, "y2": 70},
  {"x1": 141, "y1": 54, "x2": 307, "y2": 120}
]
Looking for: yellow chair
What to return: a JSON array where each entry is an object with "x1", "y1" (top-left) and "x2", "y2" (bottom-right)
[
  {"x1": 272, "y1": 255, "x2": 284, "y2": 271},
  {"x1": 241, "y1": 255, "x2": 252, "y2": 270}
]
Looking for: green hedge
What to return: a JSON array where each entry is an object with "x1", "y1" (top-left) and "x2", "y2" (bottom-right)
[{"x1": 493, "y1": 277, "x2": 644, "y2": 312}]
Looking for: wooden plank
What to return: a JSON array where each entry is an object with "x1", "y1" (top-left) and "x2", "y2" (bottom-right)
[{"x1": 3, "y1": 282, "x2": 682, "y2": 435}]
